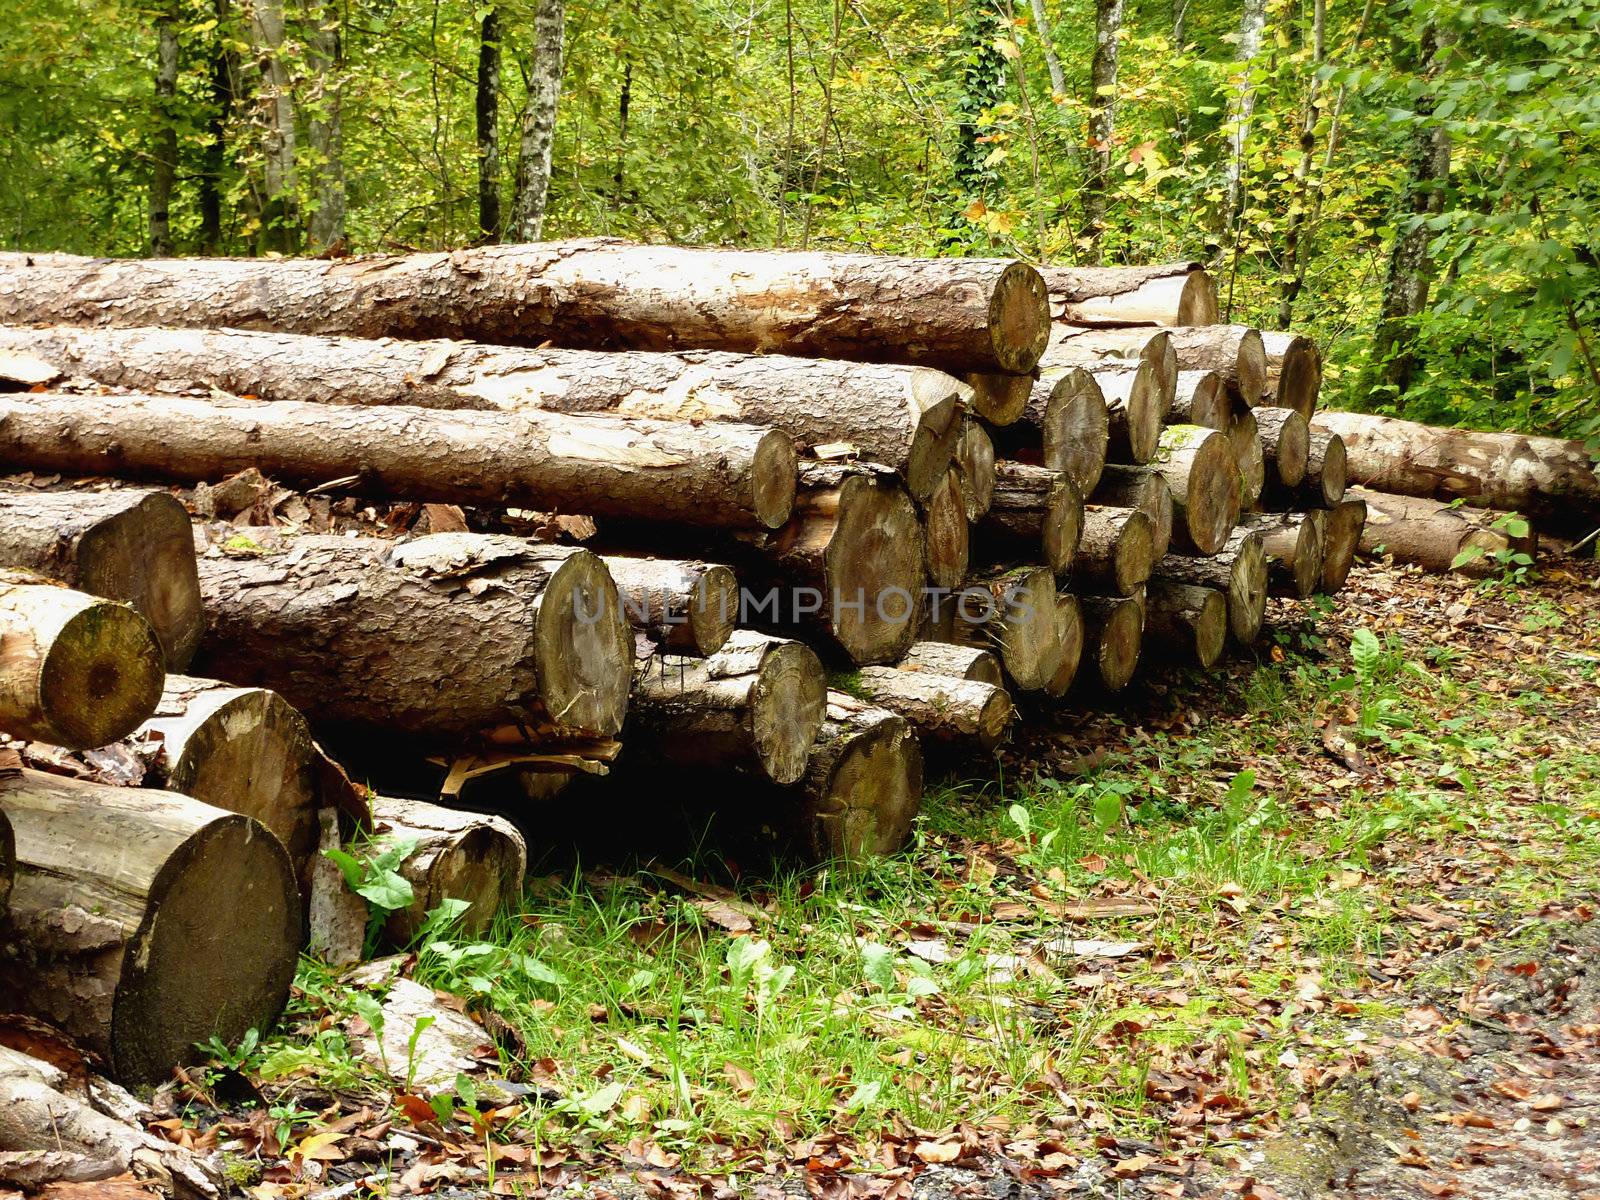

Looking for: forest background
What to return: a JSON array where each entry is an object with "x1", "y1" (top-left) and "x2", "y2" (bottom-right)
[{"x1": 2, "y1": 0, "x2": 1597, "y2": 436}]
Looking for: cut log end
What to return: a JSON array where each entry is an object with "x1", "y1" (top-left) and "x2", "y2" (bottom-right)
[
  {"x1": 979, "y1": 566, "x2": 1061, "y2": 692},
  {"x1": 904, "y1": 384, "x2": 966, "y2": 503},
  {"x1": 536, "y1": 551, "x2": 634, "y2": 738},
  {"x1": 965, "y1": 372, "x2": 1033, "y2": 427},
  {"x1": 753, "y1": 429, "x2": 800, "y2": 528},
  {"x1": 1173, "y1": 369, "x2": 1229, "y2": 431},
  {"x1": 751, "y1": 641, "x2": 831, "y2": 786},
  {"x1": 1157, "y1": 425, "x2": 1242, "y2": 556},
  {"x1": 1145, "y1": 583, "x2": 1227, "y2": 669},
  {"x1": 955, "y1": 419, "x2": 996, "y2": 522},
  {"x1": 923, "y1": 468, "x2": 971, "y2": 590},
  {"x1": 1321, "y1": 497, "x2": 1367, "y2": 592},
  {"x1": 800, "y1": 701, "x2": 923, "y2": 863},
  {"x1": 686, "y1": 565, "x2": 739, "y2": 656},
  {"x1": 1036, "y1": 368, "x2": 1109, "y2": 496},
  {"x1": 1255, "y1": 406, "x2": 1310, "y2": 489},
  {"x1": 371, "y1": 796, "x2": 527, "y2": 944},
  {"x1": 1229, "y1": 409, "x2": 1266, "y2": 509},
  {"x1": 1315, "y1": 433, "x2": 1348, "y2": 508},
  {"x1": 1271, "y1": 337, "x2": 1322, "y2": 418},
  {"x1": 1236, "y1": 328, "x2": 1268, "y2": 405},
  {"x1": 989, "y1": 261, "x2": 1052, "y2": 375},
  {"x1": 602, "y1": 556, "x2": 738, "y2": 656},
  {"x1": 1178, "y1": 271, "x2": 1221, "y2": 325},
  {"x1": 1246, "y1": 513, "x2": 1324, "y2": 599},
  {"x1": 1097, "y1": 361, "x2": 1164, "y2": 465},
  {"x1": 1044, "y1": 593, "x2": 1085, "y2": 698},
  {"x1": 824, "y1": 476, "x2": 925, "y2": 664},
  {"x1": 856, "y1": 666, "x2": 1013, "y2": 752},
  {"x1": 1227, "y1": 534, "x2": 1269, "y2": 644},
  {"x1": 1083, "y1": 596, "x2": 1144, "y2": 692}
]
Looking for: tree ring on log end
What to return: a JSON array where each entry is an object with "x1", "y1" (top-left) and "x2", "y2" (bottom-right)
[
  {"x1": 1272, "y1": 410, "x2": 1311, "y2": 489},
  {"x1": 1095, "y1": 598, "x2": 1143, "y2": 692},
  {"x1": 1191, "y1": 589, "x2": 1227, "y2": 668},
  {"x1": 1045, "y1": 593, "x2": 1084, "y2": 698},
  {"x1": 750, "y1": 642, "x2": 828, "y2": 786},
  {"x1": 823, "y1": 476, "x2": 924, "y2": 664},
  {"x1": 1125, "y1": 360, "x2": 1165, "y2": 464},
  {"x1": 1141, "y1": 331, "x2": 1179, "y2": 415},
  {"x1": 1042, "y1": 477, "x2": 1085, "y2": 576},
  {"x1": 753, "y1": 429, "x2": 800, "y2": 529},
  {"x1": 1043, "y1": 369, "x2": 1108, "y2": 496},
  {"x1": 904, "y1": 385, "x2": 965, "y2": 503},
  {"x1": 1275, "y1": 338, "x2": 1322, "y2": 418},
  {"x1": 535, "y1": 550, "x2": 632, "y2": 737},
  {"x1": 1177, "y1": 271, "x2": 1220, "y2": 325},
  {"x1": 1236, "y1": 328, "x2": 1267, "y2": 403},
  {"x1": 1184, "y1": 430, "x2": 1243, "y2": 555},
  {"x1": 1228, "y1": 533, "x2": 1268, "y2": 644},
  {"x1": 1112, "y1": 508, "x2": 1155, "y2": 595},
  {"x1": 41, "y1": 600, "x2": 164, "y2": 748},
  {"x1": 993, "y1": 566, "x2": 1060, "y2": 692},
  {"x1": 922, "y1": 468, "x2": 970, "y2": 590},
  {"x1": 808, "y1": 716, "x2": 923, "y2": 862},
  {"x1": 688, "y1": 565, "x2": 738, "y2": 657},
  {"x1": 1317, "y1": 435, "x2": 1348, "y2": 508},
  {"x1": 74, "y1": 491, "x2": 204, "y2": 670},
  {"x1": 988, "y1": 262, "x2": 1051, "y2": 375}
]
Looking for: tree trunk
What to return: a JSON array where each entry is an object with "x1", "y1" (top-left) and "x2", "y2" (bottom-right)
[
  {"x1": 1150, "y1": 424, "x2": 1242, "y2": 555},
  {"x1": 0, "y1": 391, "x2": 796, "y2": 532},
  {"x1": 0, "y1": 580, "x2": 164, "y2": 750},
  {"x1": 1078, "y1": 594, "x2": 1143, "y2": 692},
  {"x1": 304, "y1": 0, "x2": 346, "y2": 252},
  {"x1": 1229, "y1": 408, "x2": 1266, "y2": 508},
  {"x1": 1091, "y1": 362, "x2": 1168, "y2": 464},
  {"x1": 995, "y1": 367, "x2": 1108, "y2": 497},
  {"x1": 1028, "y1": 0, "x2": 1067, "y2": 96},
  {"x1": 197, "y1": 0, "x2": 235, "y2": 255},
  {"x1": 246, "y1": 0, "x2": 298, "y2": 253},
  {"x1": 921, "y1": 468, "x2": 970, "y2": 590},
  {"x1": 1082, "y1": 0, "x2": 1125, "y2": 262},
  {"x1": 1042, "y1": 592, "x2": 1085, "y2": 698},
  {"x1": 1277, "y1": 0, "x2": 1326, "y2": 329},
  {"x1": 954, "y1": 566, "x2": 1061, "y2": 692},
  {"x1": 1259, "y1": 330, "x2": 1321, "y2": 416},
  {"x1": 0, "y1": 769, "x2": 299, "y2": 1086},
  {"x1": 0, "y1": 803, "x2": 11, "y2": 924},
  {"x1": 1350, "y1": 486, "x2": 1534, "y2": 576},
  {"x1": 630, "y1": 632, "x2": 826, "y2": 786},
  {"x1": 193, "y1": 534, "x2": 632, "y2": 740},
  {"x1": 369, "y1": 795, "x2": 526, "y2": 943},
  {"x1": 954, "y1": 419, "x2": 996, "y2": 522},
  {"x1": 0, "y1": 486, "x2": 203, "y2": 670},
  {"x1": 1321, "y1": 495, "x2": 1367, "y2": 591},
  {"x1": 0, "y1": 324, "x2": 961, "y2": 504},
  {"x1": 1241, "y1": 511, "x2": 1324, "y2": 598},
  {"x1": 1075, "y1": 505, "x2": 1154, "y2": 595},
  {"x1": 855, "y1": 667, "x2": 1012, "y2": 752},
  {"x1": 1222, "y1": 0, "x2": 1270, "y2": 238},
  {"x1": 1143, "y1": 582, "x2": 1226, "y2": 668},
  {"x1": 0, "y1": 246, "x2": 1049, "y2": 378},
  {"x1": 600, "y1": 555, "x2": 737, "y2": 656},
  {"x1": 794, "y1": 694, "x2": 922, "y2": 863},
  {"x1": 1264, "y1": 427, "x2": 1345, "y2": 509},
  {"x1": 1042, "y1": 326, "x2": 1176, "y2": 391},
  {"x1": 1253, "y1": 405, "x2": 1310, "y2": 489},
  {"x1": 1311, "y1": 410, "x2": 1600, "y2": 526},
  {"x1": 1039, "y1": 263, "x2": 1218, "y2": 326},
  {"x1": 978, "y1": 462, "x2": 1084, "y2": 576},
  {"x1": 1154, "y1": 527, "x2": 1267, "y2": 643},
  {"x1": 1170, "y1": 369, "x2": 1230, "y2": 430},
  {"x1": 509, "y1": 0, "x2": 565, "y2": 240},
  {"x1": 1055, "y1": 326, "x2": 1264, "y2": 405},
  {"x1": 149, "y1": 8, "x2": 180, "y2": 256},
  {"x1": 1094, "y1": 464, "x2": 1174, "y2": 561},
  {"x1": 476, "y1": 8, "x2": 503, "y2": 242},
  {"x1": 896, "y1": 642, "x2": 1003, "y2": 685}
]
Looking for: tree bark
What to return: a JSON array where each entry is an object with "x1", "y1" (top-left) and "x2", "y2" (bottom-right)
[
  {"x1": 476, "y1": 8, "x2": 503, "y2": 242},
  {"x1": 1259, "y1": 330, "x2": 1321, "y2": 416},
  {"x1": 1253, "y1": 405, "x2": 1310, "y2": 489},
  {"x1": 1153, "y1": 527, "x2": 1266, "y2": 643},
  {"x1": 1277, "y1": 0, "x2": 1326, "y2": 329},
  {"x1": 1094, "y1": 463, "x2": 1174, "y2": 561},
  {"x1": 1041, "y1": 327, "x2": 1176, "y2": 395},
  {"x1": 246, "y1": 0, "x2": 298, "y2": 253},
  {"x1": 1311, "y1": 410, "x2": 1600, "y2": 526},
  {"x1": 1321, "y1": 495, "x2": 1367, "y2": 591},
  {"x1": 193, "y1": 534, "x2": 632, "y2": 740},
  {"x1": 996, "y1": 367, "x2": 1108, "y2": 497},
  {"x1": 0, "y1": 769, "x2": 299, "y2": 1086},
  {"x1": 978, "y1": 462, "x2": 1084, "y2": 576},
  {"x1": 896, "y1": 642, "x2": 1003, "y2": 686},
  {"x1": 1082, "y1": 0, "x2": 1125, "y2": 262},
  {"x1": 1028, "y1": 0, "x2": 1068, "y2": 96},
  {"x1": 954, "y1": 418, "x2": 996, "y2": 522},
  {"x1": 1143, "y1": 582, "x2": 1226, "y2": 668},
  {"x1": 1078, "y1": 594, "x2": 1143, "y2": 692},
  {"x1": 197, "y1": 0, "x2": 236, "y2": 255},
  {"x1": 1042, "y1": 592, "x2": 1085, "y2": 698},
  {"x1": 855, "y1": 667, "x2": 1012, "y2": 752},
  {"x1": 630, "y1": 632, "x2": 826, "y2": 786},
  {"x1": 1054, "y1": 326, "x2": 1264, "y2": 405},
  {"x1": 1241, "y1": 511, "x2": 1324, "y2": 598},
  {"x1": 1223, "y1": 0, "x2": 1270, "y2": 238},
  {"x1": 1075, "y1": 505, "x2": 1154, "y2": 595},
  {"x1": 509, "y1": 0, "x2": 565, "y2": 240},
  {"x1": 921, "y1": 468, "x2": 970, "y2": 590},
  {"x1": 600, "y1": 555, "x2": 738, "y2": 656},
  {"x1": 0, "y1": 486, "x2": 203, "y2": 670},
  {"x1": 954, "y1": 566, "x2": 1061, "y2": 692},
  {"x1": 0, "y1": 324, "x2": 960, "y2": 504},
  {"x1": 1229, "y1": 408, "x2": 1266, "y2": 508},
  {"x1": 1039, "y1": 263, "x2": 1218, "y2": 326},
  {"x1": 794, "y1": 693, "x2": 922, "y2": 863},
  {"x1": 0, "y1": 245, "x2": 1049, "y2": 377},
  {"x1": 1151, "y1": 424, "x2": 1242, "y2": 555},
  {"x1": 1350, "y1": 486, "x2": 1534, "y2": 576},
  {"x1": 149, "y1": 8, "x2": 180, "y2": 256},
  {"x1": 369, "y1": 795, "x2": 526, "y2": 943},
  {"x1": 1264, "y1": 427, "x2": 1345, "y2": 509},
  {"x1": 0, "y1": 391, "x2": 796, "y2": 532},
  {"x1": 303, "y1": 0, "x2": 346, "y2": 252},
  {"x1": 0, "y1": 579, "x2": 164, "y2": 750},
  {"x1": 1170, "y1": 369, "x2": 1230, "y2": 431}
]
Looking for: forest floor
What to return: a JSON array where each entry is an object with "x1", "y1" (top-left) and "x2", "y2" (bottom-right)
[{"x1": 131, "y1": 554, "x2": 1600, "y2": 1200}]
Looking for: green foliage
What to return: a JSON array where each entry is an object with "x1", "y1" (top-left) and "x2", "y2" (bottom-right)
[{"x1": 323, "y1": 832, "x2": 418, "y2": 957}]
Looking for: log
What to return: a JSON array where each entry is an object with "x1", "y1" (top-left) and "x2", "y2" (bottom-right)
[
  {"x1": 1168, "y1": 325, "x2": 1267, "y2": 404},
  {"x1": 1001, "y1": 367, "x2": 1108, "y2": 495},
  {"x1": 978, "y1": 462, "x2": 1084, "y2": 575},
  {"x1": 1153, "y1": 528, "x2": 1268, "y2": 644},
  {"x1": 1265, "y1": 428, "x2": 1346, "y2": 509},
  {"x1": 1042, "y1": 328, "x2": 1178, "y2": 406},
  {"x1": 1349, "y1": 486, "x2": 1536, "y2": 576},
  {"x1": 1259, "y1": 331, "x2": 1321, "y2": 418},
  {"x1": 1092, "y1": 362, "x2": 1170, "y2": 465},
  {"x1": 629, "y1": 631, "x2": 827, "y2": 786},
  {"x1": 1143, "y1": 583, "x2": 1227, "y2": 669},
  {"x1": 1094, "y1": 464, "x2": 1174, "y2": 561},
  {"x1": 1038, "y1": 262, "x2": 1219, "y2": 326},
  {"x1": 0, "y1": 324, "x2": 965, "y2": 504},
  {"x1": 1075, "y1": 505, "x2": 1155, "y2": 596},
  {"x1": 795, "y1": 694, "x2": 923, "y2": 863},
  {"x1": 0, "y1": 391, "x2": 797, "y2": 532},
  {"x1": 0, "y1": 486, "x2": 203, "y2": 670},
  {"x1": 601, "y1": 555, "x2": 738, "y2": 656},
  {"x1": 1229, "y1": 409, "x2": 1266, "y2": 509},
  {"x1": 896, "y1": 642, "x2": 1003, "y2": 686},
  {"x1": 855, "y1": 667, "x2": 1013, "y2": 752},
  {"x1": 1320, "y1": 496, "x2": 1368, "y2": 592},
  {"x1": 0, "y1": 579, "x2": 164, "y2": 749},
  {"x1": 955, "y1": 566, "x2": 1062, "y2": 692},
  {"x1": 369, "y1": 795, "x2": 527, "y2": 943},
  {"x1": 1043, "y1": 593, "x2": 1085, "y2": 698},
  {"x1": 921, "y1": 467, "x2": 971, "y2": 590},
  {"x1": 0, "y1": 242, "x2": 1050, "y2": 375},
  {"x1": 1253, "y1": 406, "x2": 1310, "y2": 489},
  {"x1": 1311, "y1": 410, "x2": 1600, "y2": 526},
  {"x1": 1241, "y1": 512, "x2": 1325, "y2": 599},
  {"x1": 0, "y1": 769, "x2": 299, "y2": 1085},
  {"x1": 964, "y1": 372, "x2": 1034, "y2": 427},
  {"x1": 1171, "y1": 369, "x2": 1230, "y2": 431},
  {"x1": 954, "y1": 418, "x2": 996, "y2": 521},
  {"x1": 194, "y1": 533, "x2": 633, "y2": 739},
  {"x1": 1151, "y1": 424, "x2": 1242, "y2": 556},
  {"x1": 1079, "y1": 594, "x2": 1144, "y2": 692}
]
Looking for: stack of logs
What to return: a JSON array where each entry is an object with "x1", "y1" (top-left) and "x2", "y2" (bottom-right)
[{"x1": 0, "y1": 235, "x2": 1521, "y2": 1093}]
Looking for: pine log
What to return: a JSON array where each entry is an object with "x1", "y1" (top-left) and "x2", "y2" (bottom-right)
[
  {"x1": 1153, "y1": 528, "x2": 1267, "y2": 644},
  {"x1": 1075, "y1": 505, "x2": 1155, "y2": 596},
  {"x1": 1094, "y1": 465, "x2": 1175, "y2": 562},
  {"x1": 601, "y1": 555, "x2": 738, "y2": 656},
  {"x1": 1092, "y1": 361, "x2": 1170, "y2": 465},
  {"x1": 1042, "y1": 328, "x2": 1178, "y2": 405},
  {"x1": 0, "y1": 391, "x2": 796, "y2": 532},
  {"x1": 1143, "y1": 583, "x2": 1227, "y2": 668},
  {"x1": 1079, "y1": 594, "x2": 1144, "y2": 692},
  {"x1": 630, "y1": 631, "x2": 827, "y2": 786},
  {"x1": 1254, "y1": 406, "x2": 1310, "y2": 489},
  {"x1": 964, "y1": 372, "x2": 1034, "y2": 427},
  {"x1": 1000, "y1": 367, "x2": 1108, "y2": 495},
  {"x1": 1312, "y1": 410, "x2": 1600, "y2": 526},
  {"x1": 954, "y1": 418, "x2": 996, "y2": 521},
  {"x1": 921, "y1": 467, "x2": 971, "y2": 590},
  {"x1": 1241, "y1": 512, "x2": 1325, "y2": 599},
  {"x1": 1320, "y1": 496, "x2": 1368, "y2": 592},
  {"x1": 955, "y1": 566, "x2": 1062, "y2": 692},
  {"x1": 194, "y1": 534, "x2": 633, "y2": 739},
  {"x1": 0, "y1": 243, "x2": 1050, "y2": 375},
  {"x1": 978, "y1": 462, "x2": 1084, "y2": 576},
  {"x1": 1350, "y1": 486, "x2": 1536, "y2": 576},
  {"x1": 1038, "y1": 262, "x2": 1219, "y2": 327},
  {"x1": 855, "y1": 667, "x2": 1013, "y2": 752},
  {"x1": 369, "y1": 795, "x2": 527, "y2": 943},
  {"x1": 0, "y1": 487, "x2": 203, "y2": 670},
  {"x1": 795, "y1": 694, "x2": 923, "y2": 863},
  {"x1": 1151, "y1": 424, "x2": 1242, "y2": 555},
  {"x1": 1168, "y1": 325, "x2": 1267, "y2": 404},
  {"x1": 896, "y1": 642, "x2": 1003, "y2": 686},
  {"x1": 1259, "y1": 331, "x2": 1322, "y2": 417},
  {"x1": 0, "y1": 769, "x2": 299, "y2": 1085},
  {"x1": 0, "y1": 324, "x2": 965, "y2": 504},
  {"x1": 0, "y1": 579, "x2": 164, "y2": 749},
  {"x1": 1171, "y1": 369, "x2": 1231, "y2": 431},
  {"x1": 1229, "y1": 409, "x2": 1266, "y2": 509},
  {"x1": 1043, "y1": 593, "x2": 1086, "y2": 698},
  {"x1": 1265, "y1": 428, "x2": 1346, "y2": 509}
]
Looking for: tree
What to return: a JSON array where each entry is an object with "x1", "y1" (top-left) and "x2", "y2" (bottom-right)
[
  {"x1": 510, "y1": 0, "x2": 565, "y2": 242},
  {"x1": 1082, "y1": 0, "x2": 1123, "y2": 263},
  {"x1": 247, "y1": 0, "x2": 298, "y2": 252},
  {"x1": 149, "y1": 4, "x2": 180, "y2": 255},
  {"x1": 1222, "y1": 0, "x2": 1270, "y2": 245},
  {"x1": 477, "y1": 8, "x2": 503, "y2": 242},
  {"x1": 304, "y1": 0, "x2": 346, "y2": 252}
]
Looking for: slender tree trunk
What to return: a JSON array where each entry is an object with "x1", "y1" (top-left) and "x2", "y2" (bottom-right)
[
  {"x1": 510, "y1": 0, "x2": 565, "y2": 241},
  {"x1": 476, "y1": 8, "x2": 503, "y2": 242},
  {"x1": 615, "y1": 60, "x2": 632, "y2": 195},
  {"x1": 1222, "y1": 0, "x2": 1270, "y2": 242},
  {"x1": 197, "y1": 0, "x2": 238, "y2": 254},
  {"x1": 1276, "y1": 0, "x2": 1325, "y2": 328},
  {"x1": 149, "y1": 8, "x2": 180, "y2": 255},
  {"x1": 304, "y1": 0, "x2": 346, "y2": 252},
  {"x1": 1028, "y1": 0, "x2": 1067, "y2": 96},
  {"x1": 248, "y1": 0, "x2": 299, "y2": 252},
  {"x1": 1082, "y1": 0, "x2": 1123, "y2": 263},
  {"x1": 1172, "y1": 0, "x2": 1190, "y2": 45}
]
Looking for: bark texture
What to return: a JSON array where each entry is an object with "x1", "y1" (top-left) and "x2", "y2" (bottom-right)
[
  {"x1": 370, "y1": 795, "x2": 527, "y2": 943},
  {"x1": 509, "y1": 0, "x2": 565, "y2": 240},
  {"x1": 1350, "y1": 486, "x2": 1535, "y2": 576},
  {"x1": 921, "y1": 468, "x2": 971, "y2": 590},
  {"x1": 855, "y1": 667, "x2": 1012, "y2": 752},
  {"x1": 1082, "y1": 0, "x2": 1125, "y2": 261},
  {"x1": 1039, "y1": 263, "x2": 1218, "y2": 327},
  {"x1": 1075, "y1": 505, "x2": 1154, "y2": 596},
  {"x1": 1154, "y1": 527, "x2": 1267, "y2": 644},
  {"x1": 1095, "y1": 464, "x2": 1174, "y2": 562},
  {"x1": 896, "y1": 642, "x2": 1003, "y2": 686},
  {"x1": 601, "y1": 555, "x2": 738, "y2": 656},
  {"x1": 978, "y1": 462, "x2": 1084, "y2": 576},
  {"x1": 795, "y1": 694, "x2": 922, "y2": 863}
]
